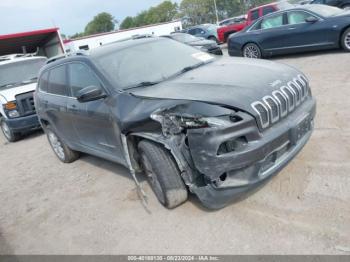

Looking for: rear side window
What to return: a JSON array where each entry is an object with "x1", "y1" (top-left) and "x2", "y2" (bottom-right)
[
  {"x1": 47, "y1": 65, "x2": 68, "y2": 96},
  {"x1": 263, "y1": 6, "x2": 276, "y2": 16},
  {"x1": 287, "y1": 11, "x2": 311, "y2": 24},
  {"x1": 251, "y1": 10, "x2": 259, "y2": 21},
  {"x1": 39, "y1": 71, "x2": 49, "y2": 92},
  {"x1": 68, "y1": 63, "x2": 102, "y2": 97},
  {"x1": 261, "y1": 14, "x2": 284, "y2": 29}
]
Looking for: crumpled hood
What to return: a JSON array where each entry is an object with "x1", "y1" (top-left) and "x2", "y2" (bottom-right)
[
  {"x1": 0, "y1": 82, "x2": 36, "y2": 102},
  {"x1": 130, "y1": 57, "x2": 302, "y2": 116}
]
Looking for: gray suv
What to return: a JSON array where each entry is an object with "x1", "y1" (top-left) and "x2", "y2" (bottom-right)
[{"x1": 34, "y1": 37, "x2": 316, "y2": 209}]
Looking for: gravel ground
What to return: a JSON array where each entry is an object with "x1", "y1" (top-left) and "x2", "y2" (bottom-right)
[{"x1": 0, "y1": 49, "x2": 349, "y2": 255}]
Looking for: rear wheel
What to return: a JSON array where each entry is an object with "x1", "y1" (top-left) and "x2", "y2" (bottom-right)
[
  {"x1": 138, "y1": 140, "x2": 188, "y2": 209},
  {"x1": 208, "y1": 36, "x2": 219, "y2": 44},
  {"x1": 341, "y1": 28, "x2": 350, "y2": 52},
  {"x1": 0, "y1": 118, "x2": 21, "y2": 142},
  {"x1": 46, "y1": 126, "x2": 79, "y2": 163},
  {"x1": 243, "y1": 43, "x2": 262, "y2": 59}
]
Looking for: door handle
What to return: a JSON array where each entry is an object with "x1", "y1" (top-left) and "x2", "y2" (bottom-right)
[
  {"x1": 288, "y1": 27, "x2": 296, "y2": 30},
  {"x1": 67, "y1": 104, "x2": 78, "y2": 112}
]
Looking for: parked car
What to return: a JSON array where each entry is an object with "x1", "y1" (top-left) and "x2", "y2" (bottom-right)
[
  {"x1": 310, "y1": 0, "x2": 350, "y2": 9},
  {"x1": 0, "y1": 54, "x2": 46, "y2": 142},
  {"x1": 218, "y1": 15, "x2": 247, "y2": 27},
  {"x1": 182, "y1": 24, "x2": 219, "y2": 43},
  {"x1": 228, "y1": 4, "x2": 350, "y2": 58},
  {"x1": 164, "y1": 33, "x2": 223, "y2": 55},
  {"x1": 35, "y1": 36, "x2": 316, "y2": 209},
  {"x1": 217, "y1": 2, "x2": 291, "y2": 43}
]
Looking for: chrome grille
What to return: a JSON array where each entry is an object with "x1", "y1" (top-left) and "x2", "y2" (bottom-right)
[{"x1": 251, "y1": 74, "x2": 309, "y2": 129}]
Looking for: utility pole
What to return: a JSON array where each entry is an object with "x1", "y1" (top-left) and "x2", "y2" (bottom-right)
[{"x1": 213, "y1": 0, "x2": 219, "y2": 25}]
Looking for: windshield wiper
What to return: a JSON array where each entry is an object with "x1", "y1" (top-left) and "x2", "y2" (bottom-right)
[{"x1": 124, "y1": 81, "x2": 160, "y2": 90}]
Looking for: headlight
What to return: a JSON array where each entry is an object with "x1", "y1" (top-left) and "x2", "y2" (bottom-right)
[
  {"x1": 4, "y1": 101, "x2": 17, "y2": 110},
  {"x1": 151, "y1": 113, "x2": 231, "y2": 136},
  {"x1": 3, "y1": 101, "x2": 20, "y2": 118},
  {"x1": 8, "y1": 110, "x2": 20, "y2": 118}
]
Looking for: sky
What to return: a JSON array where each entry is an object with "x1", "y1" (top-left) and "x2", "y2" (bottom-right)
[{"x1": 0, "y1": 0, "x2": 180, "y2": 36}]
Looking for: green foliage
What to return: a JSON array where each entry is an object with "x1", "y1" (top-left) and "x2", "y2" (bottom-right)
[
  {"x1": 120, "y1": 1, "x2": 178, "y2": 29},
  {"x1": 84, "y1": 12, "x2": 115, "y2": 35},
  {"x1": 70, "y1": 0, "x2": 275, "y2": 37}
]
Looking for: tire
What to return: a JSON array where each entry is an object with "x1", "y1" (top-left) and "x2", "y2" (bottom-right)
[
  {"x1": 0, "y1": 118, "x2": 21, "y2": 142},
  {"x1": 45, "y1": 126, "x2": 79, "y2": 163},
  {"x1": 341, "y1": 28, "x2": 350, "y2": 52},
  {"x1": 138, "y1": 140, "x2": 188, "y2": 209},
  {"x1": 243, "y1": 43, "x2": 262, "y2": 59},
  {"x1": 208, "y1": 36, "x2": 219, "y2": 44}
]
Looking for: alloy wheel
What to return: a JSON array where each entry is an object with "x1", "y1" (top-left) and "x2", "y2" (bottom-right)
[
  {"x1": 345, "y1": 32, "x2": 350, "y2": 50},
  {"x1": 48, "y1": 131, "x2": 65, "y2": 160},
  {"x1": 244, "y1": 45, "x2": 260, "y2": 58}
]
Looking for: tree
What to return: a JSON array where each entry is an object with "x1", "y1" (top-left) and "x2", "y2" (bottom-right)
[
  {"x1": 120, "y1": 16, "x2": 135, "y2": 29},
  {"x1": 84, "y1": 12, "x2": 115, "y2": 35},
  {"x1": 120, "y1": 1, "x2": 178, "y2": 30}
]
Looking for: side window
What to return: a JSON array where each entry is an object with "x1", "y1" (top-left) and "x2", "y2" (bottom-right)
[
  {"x1": 47, "y1": 65, "x2": 68, "y2": 96},
  {"x1": 198, "y1": 29, "x2": 205, "y2": 35},
  {"x1": 263, "y1": 6, "x2": 276, "y2": 16},
  {"x1": 68, "y1": 63, "x2": 102, "y2": 97},
  {"x1": 287, "y1": 11, "x2": 311, "y2": 24},
  {"x1": 188, "y1": 28, "x2": 197, "y2": 35},
  {"x1": 39, "y1": 71, "x2": 49, "y2": 92},
  {"x1": 261, "y1": 14, "x2": 284, "y2": 29},
  {"x1": 251, "y1": 10, "x2": 259, "y2": 21}
]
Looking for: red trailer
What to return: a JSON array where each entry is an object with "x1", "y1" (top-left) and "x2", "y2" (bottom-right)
[{"x1": 0, "y1": 28, "x2": 65, "y2": 58}]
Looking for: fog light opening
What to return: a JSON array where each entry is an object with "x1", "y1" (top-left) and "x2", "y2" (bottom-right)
[{"x1": 219, "y1": 173, "x2": 227, "y2": 182}]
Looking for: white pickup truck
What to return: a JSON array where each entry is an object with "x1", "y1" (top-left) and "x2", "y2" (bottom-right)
[{"x1": 0, "y1": 54, "x2": 47, "y2": 142}]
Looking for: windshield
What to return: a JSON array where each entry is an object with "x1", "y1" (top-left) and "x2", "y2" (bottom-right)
[
  {"x1": 0, "y1": 58, "x2": 46, "y2": 89},
  {"x1": 94, "y1": 38, "x2": 215, "y2": 90},
  {"x1": 171, "y1": 33, "x2": 199, "y2": 42},
  {"x1": 306, "y1": 4, "x2": 344, "y2": 17}
]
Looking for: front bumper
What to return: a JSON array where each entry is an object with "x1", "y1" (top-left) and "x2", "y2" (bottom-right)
[
  {"x1": 5, "y1": 114, "x2": 41, "y2": 132},
  {"x1": 208, "y1": 47, "x2": 223, "y2": 55},
  {"x1": 188, "y1": 97, "x2": 316, "y2": 209}
]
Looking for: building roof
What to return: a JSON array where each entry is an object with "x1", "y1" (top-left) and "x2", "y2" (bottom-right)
[{"x1": 0, "y1": 28, "x2": 60, "y2": 56}]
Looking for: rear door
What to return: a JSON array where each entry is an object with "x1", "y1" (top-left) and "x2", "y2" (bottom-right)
[
  {"x1": 44, "y1": 65, "x2": 74, "y2": 140},
  {"x1": 66, "y1": 62, "x2": 123, "y2": 159},
  {"x1": 257, "y1": 12, "x2": 289, "y2": 52}
]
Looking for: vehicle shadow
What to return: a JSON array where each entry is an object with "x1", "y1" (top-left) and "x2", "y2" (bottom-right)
[
  {"x1": 79, "y1": 154, "x2": 146, "y2": 182},
  {"x1": 269, "y1": 49, "x2": 344, "y2": 60},
  {"x1": 188, "y1": 178, "x2": 272, "y2": 212}
]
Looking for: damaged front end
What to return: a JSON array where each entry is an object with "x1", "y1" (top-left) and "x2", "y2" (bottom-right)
[{"x1": 133, "y1": 94, "x2": 315, "y2": 209}]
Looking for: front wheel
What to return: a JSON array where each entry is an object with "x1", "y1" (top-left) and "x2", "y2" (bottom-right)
[
  {"x1": 138, "y1": 140, "x2": 188, "y2": 209},
  {"x1": 341, "y1": 28, "x2": 350, "y2": 52},
  {"x1": 0, "y1": 118, "x2": 21, "y2": 142},
  {"x1": 243, "y1": 43, "x2": 262, "y2": 59},
  {"x1": 46, "y1": 126, "x2": 79, "y2": 163}
]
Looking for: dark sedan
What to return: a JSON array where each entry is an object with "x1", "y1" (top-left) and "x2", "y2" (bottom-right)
[
  {"x1": 163, "y1": 33, "x2": 223, "y2": 55},
  {"x1": 310, "y1": 0, "x2": 350, "y2": 10},
  {"x1": 228, "y1": 4, "x2": 350, "y2": 58}
]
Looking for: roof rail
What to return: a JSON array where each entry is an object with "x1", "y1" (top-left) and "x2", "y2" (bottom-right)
[{"x1": 46, "y1": 50, "x2": 88, "y2": 64}]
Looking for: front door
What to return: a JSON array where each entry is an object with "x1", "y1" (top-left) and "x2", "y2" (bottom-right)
[{"x1": 66, "y1": 62, "x2": 123, "y2": 160}]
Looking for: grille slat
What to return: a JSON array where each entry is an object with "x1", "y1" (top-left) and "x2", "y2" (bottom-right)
[
  {"x1": 15, "y1": 91, "x2": 36, "y2": 116},
  {"x1": 252, "y1": 74, "x2": 309, "y2": 129}
]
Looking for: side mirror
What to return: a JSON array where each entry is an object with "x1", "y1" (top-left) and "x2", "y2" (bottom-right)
[
  {"x1": 305, "y1": 16, "x2": 319, "y2": 23},
  {"x1": 76, "y1": 85, "x2": 106, "y2": 103}
]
